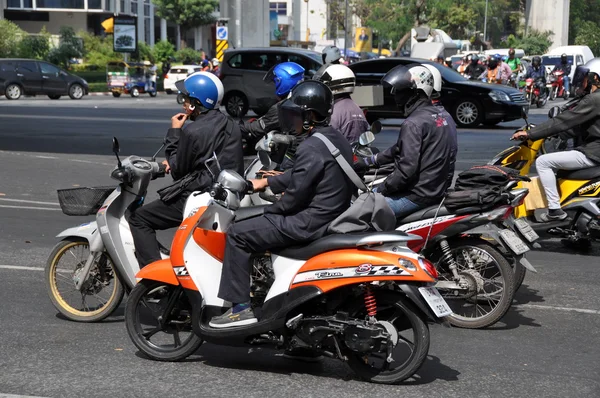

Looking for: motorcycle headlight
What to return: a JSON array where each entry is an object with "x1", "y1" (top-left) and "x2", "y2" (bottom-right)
[{"x1": 489, "y1": 90, "x2": 511, "y2": 102}]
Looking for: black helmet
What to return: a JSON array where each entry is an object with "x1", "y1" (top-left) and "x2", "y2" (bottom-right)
[
  {"x1": 381, "y1": 64, "x2": 434, "y2": 117},
  {"x1": 561, "y1": 53, "x2": 568, "y2": 64},
  {"x1": 532, "y1": 56, "x2": 541, "y2": 68},
  {"x1": 488, "y1": 55, "x2": 498, "y2": 69},
  {"x1": 277, "y1": 80, "x2": 333, "y2": 134},
  {"x1": 471, "y1": 54, "x2": 480, "y2": 64}
]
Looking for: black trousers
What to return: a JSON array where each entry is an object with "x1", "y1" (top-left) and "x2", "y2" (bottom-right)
[
  {"x1": 127, "y1": 196, "x2": 187, "y2": 267},
  {"x1": 218, "y1": 216, "x2": 294, "y2": 304}
]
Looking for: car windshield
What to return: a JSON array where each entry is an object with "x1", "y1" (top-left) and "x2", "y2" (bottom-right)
[
  {"x1": 426, "y1": 62, "x2": 467, "y2": 83},
  {"x1": 305, "y1": 52, "x2": 322, "y2": 63},
  {"x1": 542, "y1": 55, "x2": 573, "y2": 66}
]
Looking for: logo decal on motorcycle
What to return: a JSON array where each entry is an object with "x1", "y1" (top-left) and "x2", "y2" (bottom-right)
[
  {"x1": 315, "y1": 271, "x2": 343, "y2": 279},
  {"x1": 397, "y1": 215, "x2": 456, "y2": 232},
  {"x1": 578, "y1": 181, "x2": 600, "y2": 195},
  {"x1": 355, "y1": 264, "x2": 373, "y2": 274},
  {"x1": 359, "y1": 265, "x2": 410, "y2": 276},
  {"x1": 174, "y1": 266, "x2": 189, "y2": 276}
]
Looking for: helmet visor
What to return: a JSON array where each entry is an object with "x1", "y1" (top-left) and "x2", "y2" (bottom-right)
[
  {"x1": 277, "y1": 99, "x2": 304, "y2": 135},
  {"x1": 175, "y1": 79, "x2": 188, "y2": 95},
  {"x1": 263, "y1": 65, "x2": 277, "y2": 83}
]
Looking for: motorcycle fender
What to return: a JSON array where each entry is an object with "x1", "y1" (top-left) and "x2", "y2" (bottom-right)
[
  {"x1": 518, "y1": 256, "x2": 537, "y2": 273},
  {"x1": 56, "y1": 222, "x2": 104, "y2": 252},
  {"x1": 135, "y1": 259, "x2": 179, "y2": 286},
  {"x1": 396, "y1": 284, "x2": 440, "y2": 323}
]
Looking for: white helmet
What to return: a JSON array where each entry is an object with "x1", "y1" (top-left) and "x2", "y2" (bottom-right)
[
  {"x1": 322, "y1": 45, "x2": 342, "y2": 64},
  {"x1": 423, "y1": 64, "x2": 442, "y2": 93},
  {"x1": 312, "y1": 64, "x2": 356, "y2": 95}
]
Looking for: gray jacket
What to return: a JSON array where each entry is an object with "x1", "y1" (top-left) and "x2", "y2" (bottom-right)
[{"x1": 330, "y1": 96, "x2": 370, "y2": 143}]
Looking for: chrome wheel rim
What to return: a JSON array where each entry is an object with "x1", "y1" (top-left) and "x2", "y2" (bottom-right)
[
  {"x1": 226, "y1": 95, "x2": 245, "y2": 116},
  {"x1": 71, "y1": 85, "x2": 83, "y2": 99},
  {"x1": 7, "y1": 85, "x2": 20, "y2": 99},
  {"x1": 456, "y1": 102, "x2": 478, "y2": 125}
]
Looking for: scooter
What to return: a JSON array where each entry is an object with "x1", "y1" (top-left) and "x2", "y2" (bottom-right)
[
  {"x1": 46, "y1": 138, "x2": 211, "y2": 322},
  {"x1": 124, "y1": 167, "x2": 452, "y2": 385},
  {"x1": 489, "y1": 107, "x2": 600, "y2": 248},
  {"x1": 548, "y1": 70, "x2": 569, "y2": 101},
  {"x1": 524, "y1": 78, "x2": 547, "y2": 108}
]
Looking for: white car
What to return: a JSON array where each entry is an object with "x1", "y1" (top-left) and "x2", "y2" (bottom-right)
[{"x1": 164, "y1": 65, "x2": 202, "y2": 94}]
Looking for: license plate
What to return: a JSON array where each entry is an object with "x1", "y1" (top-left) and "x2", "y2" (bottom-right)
[
  {"x1": 514, "y1": 218, "x2": 539, "y2": 242},
  {"x1": 418, "y1": 287, "x2": 453, "y2": 318},
  {"x1": 499, "y1": 229, "x2": 530, "y2": 255}
]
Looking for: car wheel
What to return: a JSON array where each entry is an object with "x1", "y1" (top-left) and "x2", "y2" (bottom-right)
[
  {"x1": 165, "y1": 89, "x2": 173, "y2": 95},
  {"x1": 69, "y1": 84, "x2": 84, "y2": 100},
  {"x1": 5, "y1": 84, "x2": 22, "y2": 100},
  {"x1": 454, "y1": 99, "x2": 482, "y2": 128},
  {"x1": 112, "y1": 92, "x2": 121, "y2": 98},
  {"x1": 149, "y1": 91, "x2": 157, "y2": 97},
  {"x1": 48, "y1": 95, "x2": 61, "y2": 100},
  {"x1": 130, "y1": 87, "x2": 140, "y2": 97},
  {"x1": 224, "y1": 92, "x2": 249, "y2": 118}
]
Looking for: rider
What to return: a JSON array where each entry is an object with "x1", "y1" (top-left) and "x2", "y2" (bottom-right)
[
  {"x1": 511, "y1": 64, "x2": 600, "y2": 222},
  {"x1": 524, "y1": 56, "x2": 547, "y2": 100},
  {"x1": 465, "y1": 54, "x2": 485, "y2": 80},
  {"x1": 506, "y1": 48, "x2": 521, "y2": 73},
  {"x1": 128, "y1": 72, "x2": 243, "y2": 267},
  {"x1": 211, "y1": 58, "x2": 220, "y2": 76},
  {"x1": 211, "y1": 80, "x2": 353, "y2": 328},
  {"x1": 356, "y1": 64, "x2": 457, "y2": 218},
  {"x1": 457, "y1": 56, "x2": 469, "y2": 75},
  {"x1": 498, "y1": 54, "x2": 513, "y2": 83},
  {"x1": 313, "y1": 63, "x2": 369, "y2": 142},
  {"x1": 479, "y1": 55, "x2": 503, "y2": 84},
  {"x1": 322, "y1": 45, "x2": 342, "y2": 65},
  {"x1": 239, "y1": 61, "x2": 305, "y2": 148},
  {"x1": 552, "y1": 53, "x2": 572, "y2": 96}
]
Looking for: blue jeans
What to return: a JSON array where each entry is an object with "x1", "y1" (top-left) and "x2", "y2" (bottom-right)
[
  {"x1": 373, "y1": 186, "x2": 424, "y2": 218},
  {"x1": 563, "y1": 76, "x2": 570, "y2": 92}
]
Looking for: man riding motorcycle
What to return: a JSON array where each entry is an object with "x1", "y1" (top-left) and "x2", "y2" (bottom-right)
[
  {"x1": 552, "y1": 53, "x2": 572, "y2": 96},
  {"x1": 356, "y1": 64, "x2": 457, "y2": 218},
  {"x1": 524, "y1": 55, "x2": 547, "y2": 100},
  {"x1": 479, "y1": 55, "x2": 504, "y2": 84},
  {"x1": 211, "y1": 80, "x2": 353, "y2": 328},
  {"x1": 498, "y1": 54, "x2": 513, "y2": 83},
  {"x1": 127, "y1": 72, "x2": 244, "y2": 267},
  {"x1": 506, "y1": 48, "x2": 521, "y2": 73},
  {"x1": 313, "y1": 63, "x2": 369, "y2": 142},
  {"x1": 511, "y1": 64, "x2": 600, "y2": 222},
  {"x1": 322, "y1": 45, "x2": 342, "y2": 65},
  {"x1": 465, "y1": 54, "x2": 485, "y2": 80}
]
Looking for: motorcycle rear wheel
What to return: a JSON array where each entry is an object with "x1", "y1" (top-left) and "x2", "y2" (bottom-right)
[
  {"x1": 125, "y1": 280, "x2": 203, "y2": 361},
  {"x1": 45, "y1": 238, "x2": 124, "y2": 322},
  {"x1": 346, "y1": 291, "x2": 430, "y2": 384}
]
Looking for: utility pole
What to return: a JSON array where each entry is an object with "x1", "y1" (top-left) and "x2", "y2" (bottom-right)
[
  {"x1": 483, "y1": 0, "x2": 489, "y2": 42},
  {"x1": 343, "y1": 0, "x2": 349, "y2": 57}
]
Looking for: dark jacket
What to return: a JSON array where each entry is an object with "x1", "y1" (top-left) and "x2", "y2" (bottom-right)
[
  {"x1": 375, "y1": 99, "x2": 457, "y2": 204},
  {"x1": 239, "y1": 100, "x2": 281, "y2": 139},
  {"x1": 265, "y1": 126, "x2": 353, "y2": 241},
  {"x1": 525, "y1": 65, "x2": 546, "y2": 82},
  {"x1": 465, "y1": 63, "x2": 485, "y2": 80},
  {"x1": 553, "y1": 63, "x2": 571, "y2": 76},
  {"x1": 330, "y1": 95, "x2": 370, "y2": 143},
  {"x1": 164, "y1": 109, "x2": 244, "y2": 194},
  {"x1": 527, "y1": 91, "x2": 600, "y2": 163}
]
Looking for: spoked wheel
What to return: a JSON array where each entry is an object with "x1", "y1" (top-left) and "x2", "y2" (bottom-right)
[
  {"x1": 45, "y1": 238, "x2": 124, "y2": 322},
  {"x1": 435, "y1": 239, "x2": 515, "y2": 329},
  {"x1": 346, "y1": 291, "x2": 430, "y2": 384},
  {"x1": 125, "y1": 279, "x2": 203, "y2": 361}
]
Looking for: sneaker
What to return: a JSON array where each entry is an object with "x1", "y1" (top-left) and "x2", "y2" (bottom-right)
[
  {"x1": 540, "y1": 210, "x2": 568, "y2": 222},
  {"x1": 209, "y1": 307, "x2": 258, "y2": 329},
  {"x1": 282, "y1": 347, "x2": 324, "y2": 362}
]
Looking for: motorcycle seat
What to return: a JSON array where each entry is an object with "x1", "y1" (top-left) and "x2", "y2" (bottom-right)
[
  {"x1": 274, "y1": 231, "x2": 417, "y2": 260},
  {"x1": 396, "y1": 205, "x2": 452, "y2": 224},
  {"x1": 234, "y1": 205, "x2": 269, "y2": 222},
  {"x1": 557, "y1": 165, "x2": 600, "y2": 180}
]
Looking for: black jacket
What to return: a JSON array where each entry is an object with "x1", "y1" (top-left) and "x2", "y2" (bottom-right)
[
  {"x1": 528, "y1": 91, "x2": 600, "y2": 163},
  {"x1": 164, "y1": 109, "x2": 244, "y2": 194},
  {"x1": 239, "y1": 100, "x2": 281, "y2": 139},
  {"x1": 376, "y1": 99, "x2": 457, "y2": 204},
  {"x1": 465, "y1": 63, "x2": 486, "y2": 80},
  {"x1": 265, "y1": 126, "x2": 353, "y2": 241}
]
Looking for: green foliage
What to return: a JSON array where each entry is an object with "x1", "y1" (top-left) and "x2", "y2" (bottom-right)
[
  {"x1": 131, "y1": 42, "x2": 155, "y2": 63},
  {"x1": 18, "y1": 27, "x2": 51, "y2": 60},
  {"x1": 0, "y1": 20, "x2": 25, "y2": 58},
  {"x1": 79, "y1": 32, "x2": 123, "y2": 68},
  {"x1": 513, "y1": 29, "x2": 553, "y2": 55},
  {"x1": 152, "y1": 0, "x2": 218, "y2": 30},
  {"x1": 153, "y1": 40, "x2": 176, "y2": 63},
  {"x1": 175, "y1": 47, "x2": 202, "y2": 64},
  {"x1": 575, "y1": 21, "x2": 600, "y2": 57},
  {"x1": 48, "y1": 26, "x2": 84, "y2": 69}
]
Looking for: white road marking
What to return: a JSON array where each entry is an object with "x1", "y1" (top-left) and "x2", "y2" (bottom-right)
[
  {"x1": 0, "y1": 198, "x2": 59, "y2": 206},
  {"x1": 0, "y1": 265, "x2": 45, "y2": 271},
  {"x1": 0, "y1": 205, "x2": 60, "y2": 211},
  {"x1": 0, "y1": 394, "x2": 48, "y2": 398},
  {"x1": 0, "y1": 114, "x2": 165, "y2": 124},
  {"x1": 516, "y1": 303, "x2": 600, "y2": 315},
  {"x1": 35, "y1": 155, "x2": 58, "y2": 159}
]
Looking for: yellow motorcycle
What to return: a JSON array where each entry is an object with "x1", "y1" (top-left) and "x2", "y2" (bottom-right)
[{"x1": 489, "y1": 106, "x2": 600, "y2": 248}]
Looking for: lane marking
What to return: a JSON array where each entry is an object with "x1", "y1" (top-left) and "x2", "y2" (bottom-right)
[
  {"x1": 0, "y1": 265, "x2": 45, "y2": 271},
  {"x1": 35, "y1": 155, "x2": 58, "y2": 159},
  {"x1": 0, "y1": 394, "x2": 49, "y2": 398},
  {"x1": 0, "y1": 198, "x2": 59, "y2": 206},
  {"x1": 516, "y1": 304, "x2": 600, "y2": 315},
  {"x1": 0, "y1": 114, "x2": 165, "y2": 124},
  {"x1": 0, "y1": 205, "x2": 61, "y2": 211}
]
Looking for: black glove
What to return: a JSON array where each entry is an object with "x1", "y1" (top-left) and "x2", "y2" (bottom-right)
[{"x1": 353, "y1": 157, "x2": 370, "y2": 174}]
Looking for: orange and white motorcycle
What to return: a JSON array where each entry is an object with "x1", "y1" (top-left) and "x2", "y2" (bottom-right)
[{"x1": 125, "y1": 168, "x2": 452, "y2": 384}]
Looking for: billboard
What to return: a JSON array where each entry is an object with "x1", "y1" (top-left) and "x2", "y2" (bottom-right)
[
  {"x1": 354, "y1": 27, "x2": 372, "y2": 52},
  {"x1": 113, "y1": 15, "x2": 137, "y2": 53}
]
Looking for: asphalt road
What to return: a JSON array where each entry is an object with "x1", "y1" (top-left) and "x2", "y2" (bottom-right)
[{"x1": 1, "y1": 96, "x2": 599, "y2": 398}]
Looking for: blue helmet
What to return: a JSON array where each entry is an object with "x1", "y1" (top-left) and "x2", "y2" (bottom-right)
[
  {"x1": 175, "y1": 71, "x2": 224, "y2": 110},
  {"x1": 263, "y1": 62, "x2": 305, "y2": 97}
]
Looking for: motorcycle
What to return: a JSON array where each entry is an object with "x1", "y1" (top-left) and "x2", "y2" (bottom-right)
[
  {"x1": 524, "y1": 78, "x2": 547, "y2": 108},
  {"x1": 46, "y1": 138, "x2": 211, "y2": 322},
  {"x1": 489, "y1": 107, "x2": 600, "y2": 248},
  {"x1": 124, "y1": 166, "x2": 452, "y2": 385},
  {"x1": 547, "y1": 70, "x2": 569, "y2": 101}
]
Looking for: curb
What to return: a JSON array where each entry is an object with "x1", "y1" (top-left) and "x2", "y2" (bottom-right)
[{"x1": 88, "y1": 91, "x2": 168, "y2": 96}]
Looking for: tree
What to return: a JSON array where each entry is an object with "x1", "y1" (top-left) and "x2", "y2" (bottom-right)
[
  {"x1": 152, "y1": 40, "x2": 176, "y2": 63},
  {"x1": 48, "y1": 26, "x2": 84, "y2": 69},
  {"x1": 0, "y1": 20, "x2": 25, "y2": 58},
  {"x1": 575, "y1": 21, "x2": 600, "y2": 57},
  {"x1": 152, "y1": 0, "x2": 218, "y2": 48},
  {"x1": 175, "y1": 47, "x2": 202, "y2": 64},
  {"x1": 512, "y1": 29, "x2": 553, "y2": 55},
  {"x1": 18, "y1": 27, "x2": 51, "y2": 60},
  {"x1": 79, "y1": 31, "x2": 123, "y2": 68}
]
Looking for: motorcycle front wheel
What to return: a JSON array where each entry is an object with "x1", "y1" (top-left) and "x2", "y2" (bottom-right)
[
  {"x1": 125, "y1": 280, "x2": 203, "y2": 361},
  {"x1": 45, "y1": 238, "x2": 124, "y2": 322}
]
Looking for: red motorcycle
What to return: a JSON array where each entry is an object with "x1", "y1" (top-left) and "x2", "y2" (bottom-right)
[
  {"x1": 524, "y1": 78, "x2": 547, "y2": 108},
  {"x1": 548, "y1": 70, "x2": 569, "y2": 101}
]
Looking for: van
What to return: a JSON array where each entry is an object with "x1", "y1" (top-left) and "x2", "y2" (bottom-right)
[
  {"x1": 543, "y1": 45, "x2": 594, "y2": 82},
  {"x1": 220, "y1": 47, "x2": 322, "y2": 117}
]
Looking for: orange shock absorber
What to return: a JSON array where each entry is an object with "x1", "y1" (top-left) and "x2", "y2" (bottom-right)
[{"x1": 364, "y1": 285, "x2": 377, "y2": 317}]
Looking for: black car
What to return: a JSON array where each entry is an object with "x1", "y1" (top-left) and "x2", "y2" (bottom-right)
[
  {"x1": 0, "y1": 59, "x2": 89, "y2": 100},
  {"x1": 349, "y1": 58, "x2": 529, "y2": 127}
]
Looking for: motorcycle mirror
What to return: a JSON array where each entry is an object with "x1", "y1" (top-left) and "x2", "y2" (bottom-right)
[
  {"x1": 151, "y1": 138, "x2": 166, "y2": 162},
  {"x1": 520, "y1": 107, "x2": 528, "y2": 121},
  {"x1": 370, "y1": 120, "x2": 382, "y2": 135},
  {"x1": 548, "y1": 106, "x2": 561, "y2": 119},
  {"x1": 258, "y1": 150, "x2": 272, "y2": 169},
  {"x1": 204, "y1": 152, "x2": 222, "y2": 180},
  {"x1": 359, "y1": 131, "x2": 376, "y2": 146},
  {"x1": 112, "y1": 137, "x2": 122, "y2": 168}
]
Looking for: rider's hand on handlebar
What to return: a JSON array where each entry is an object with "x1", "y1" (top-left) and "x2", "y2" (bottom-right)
[
  {"x1": 511, "y1": 130, "x2": 529, "y2": 141},
  {"x1": 249, "y1": 178, "x2": 269, "y2": 192},
  {"x1": 257, "y1": 170, "x2": 283, "y2": 177},
  {"x1": 171, "y1": 113, "x2": 188, "y2": 129},
  {"x1": 162, "y1": 160, "x2": 171, "y2": 174}
]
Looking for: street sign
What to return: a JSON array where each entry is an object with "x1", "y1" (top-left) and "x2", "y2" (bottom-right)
[
  {"x1": 216, "y1": 26, "x2": 228, "y2": 41},
  {"x1": 216, "y1": 40, "x2": 229, "y2": 62}
]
